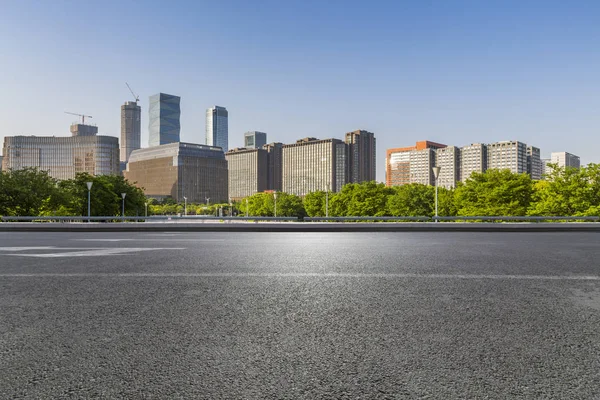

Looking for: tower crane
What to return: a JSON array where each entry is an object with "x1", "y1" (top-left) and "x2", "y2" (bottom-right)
[
  {"x1": 126, "y1": 82, "x2": 140, "y2": 104},
  {"x1": 64, "y1": 111, "x2": 92, "y2": 124}
]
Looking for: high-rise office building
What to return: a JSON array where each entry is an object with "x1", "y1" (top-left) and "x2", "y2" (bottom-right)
[
  {"x1": 282, "y1": 137, "x2": 347, "y2": 196},
  {"x1": 409, "y1": 148, "x2": 437, "y2": 185},
  {"x1": 2, "y1": 128, "x2": 119, "y2": 180},
  {"x1": 148, "y1": 93, "x2": 180, "y2": 147},
  {"x1": 460, "y1": 143, "x2": 487, "y2": 182},
  {"x1": 226, "y1": 148, "x2": 268, "y2": 200},
  {"x1": 263, "y1": 142, "x2": 283, "y2": 192},
  {"x1": 435, "y1": 146, "x2": 460, "y2": 188},
  {"x1": 121, "y1": 101, "x2": 141, "y2": 163},
  {"x1": 124, "y1": 142, "x2": 227, "y2": 203},
  {"x1": 244, "y1": 131, "x2": 267, "y2": 149},
  {"x1": 487, "y1": 141, "x2": 528, "y2": 174},
  {"x1": 386, "y1": 141, "x2": 446, "y2": 186},
  {"x1": 551, "y1": 152, "x2": 580, "y2": 169},
  {"x1": 527, "y1": 146, "x2": 542, "y2": 180},
  {"x1": 345, "y1": 130, "x2": 376, "y2": 183},
  {"x1": 206, "y1": 106, "x2": 228, "y2": 152}
]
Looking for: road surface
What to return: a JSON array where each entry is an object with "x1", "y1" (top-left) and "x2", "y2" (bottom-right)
[{"x1": 1, "y1": 231, "x2": 599, "y2": 399}]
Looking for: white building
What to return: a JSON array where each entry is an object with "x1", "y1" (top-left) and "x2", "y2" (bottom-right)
[
  {"x1": 550, "y1": 152, "x2": 580, "y2": 169},
  {"x1": 460, "y1": 143, "x2": 487, "y2": 182},
  {"x1": 435, "y1": 146, "x2": 460, "y2": 188},
  {"x1": 487, "y1": 141, "x2": 528, "y2": 174}
]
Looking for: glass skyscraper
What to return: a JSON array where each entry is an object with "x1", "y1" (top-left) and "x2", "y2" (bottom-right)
[
  {"x1": 206, "y1": 106, "x2": 228, "y2": 152},
  {"x1": 244, "y1": 131, "x2": 267, "y2": 149},
  {"x1": 149, "y1": 93, "x2": 180, "y2": 147}
]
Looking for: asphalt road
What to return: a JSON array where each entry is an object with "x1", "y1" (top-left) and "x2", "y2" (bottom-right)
[{"x1": 1, "y1": 231, "x2": 600, "y2": 399}]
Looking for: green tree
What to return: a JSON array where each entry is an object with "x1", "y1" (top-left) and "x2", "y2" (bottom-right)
[
  {"x1": 240, "y1": 192, "x2": 306, "y2": 218},
  {"x1": 454, "y1": 169, "x2": 533, "y2": 216},
  {"x1": 0, "y1": 168, "x2": 60, "y2": 216},
  {"x1": 303, "y1": 191, "x2": 326, "y2": 217},
  {"x1": 387, "y1": 184, "x2": 434, "y2": 216},
  {"x1": 328, "y1": 182, "x2": 393, "y2": 216}
]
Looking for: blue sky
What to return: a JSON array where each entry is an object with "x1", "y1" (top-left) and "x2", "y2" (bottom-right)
[{"x1": 1, "y1": 0, "x2": 599, "y2": 181}]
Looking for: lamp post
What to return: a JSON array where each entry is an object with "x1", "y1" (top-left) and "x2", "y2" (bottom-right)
[
  {"x1": 183, "y1": 196, "x2": 187, "y2": 216},
  {"x1": 145, "y1": 201, "x2": 148, "y2": 218},
  {"x1": 246, "y1": 198, "x2": 249, "y2": 217},
  {"x1": 432, "y1": 166, "x2": 441, "y2": 222},
  {"x1": 229, "y1": 197, "x2": 232, "y2": 216},
  {"x1": 86, "y1": 182, "x2": 93, "y2": 222},
  {"x1": 274, "y1": 192, "x2": 278, "y2": 218},
  {"x1": 121, "y1": 192, "x2": 127, "y2": 218}
]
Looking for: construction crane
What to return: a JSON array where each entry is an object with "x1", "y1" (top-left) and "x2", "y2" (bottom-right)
[
  {"x1": 126, "y1": 82, "x2": 140, "y2": 104},
  {"x1": 64, "y1": 111, "x2": 92, "y2": 124}
]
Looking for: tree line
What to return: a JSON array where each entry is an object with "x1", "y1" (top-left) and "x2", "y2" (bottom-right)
[{"x1": 1, "y1": 164, "x2": 599, "y2": 218}]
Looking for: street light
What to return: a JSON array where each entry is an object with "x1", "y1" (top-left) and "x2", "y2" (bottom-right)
[
  {"x1": 144, "y1": 201, "x2": 148, "y2": 217},
  {"x1": 183, "y1": 196, "x2": 187, "y2": 216},
  {"x1": 86, "y1": 181, "x2": 93, "y2": 222},
  {"x1": 432, "y1": 166, "x2": 441, "y2": 222},
  {"x1": 274, "y1": 192, "x2": 278, "y2": 218},
  {"x1": 229, "y1": 197, "x2": 232, "y2": 216},
  {"x1": 121, "y1": 192, "x2": 127, "y2": 218},
  {"x1": 246, "y1": 198, "x2": 249, "y2": 217},
  {"x1": 326, "y1": 183, "x2": 330, "y2": 218}
]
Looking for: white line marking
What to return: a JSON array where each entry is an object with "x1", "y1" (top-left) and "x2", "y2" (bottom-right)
[
  {"x1": 5, "y1": 248, "x2": 185, "y2": 258},
  {"x1": 73, "y1": 239, "x2": 135, "y2": 242},
  {"x1": 0, "y1": 247, "x2": 58, "y2": 251},
  {"x1": 0, "y1": 272, "x2": 598, "y2": 280}
]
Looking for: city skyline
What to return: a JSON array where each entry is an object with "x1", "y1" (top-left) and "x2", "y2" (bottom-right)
[{"x1": 1, "y1": 2, "x2": 600, "y2": 182}]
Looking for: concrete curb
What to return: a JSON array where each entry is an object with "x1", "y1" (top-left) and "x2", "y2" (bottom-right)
[{"x1": 1, "y1": 222, "x2": 600, "y2": 232}]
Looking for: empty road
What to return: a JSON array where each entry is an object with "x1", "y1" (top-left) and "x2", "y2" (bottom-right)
[{"x1": 1, "y1": 230, "x2": 600, "y2": 399}]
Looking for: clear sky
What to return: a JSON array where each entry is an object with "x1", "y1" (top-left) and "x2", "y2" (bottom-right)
[{"x1": 1, "y1": 0, "x2": 599, "y2": 181}]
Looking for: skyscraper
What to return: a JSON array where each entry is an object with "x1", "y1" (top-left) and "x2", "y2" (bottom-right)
[
  {"x1": 148, "y1": 93, "x2": 180, "y2": 147},
  {"x1": 244, "y1": 131, "x2": 267, "y2": 149},
  {"x1": 226, "y1": 147, "x2": 268, "y2": 200},
  {"x1": 435, "y1": 146, "x2": 460, "y2": 188},
  {"x1": 121, "y1": 101, "x2": 141, "y2": 163},
  {"x1": 460, "y1": 143, "x2": 487, "y2": 182},
  {"x1": 487, "y1": 141, "x2": 528, "y2": 174},
  {"x1": 345, "y1": 130, "x2": 376, "y2": 183},
  {"x1": 263, "y1": 142, "x2": 283, "y2": 192},
  {"x1": 206, "y1": 106, "x2": 228, "y2": 152},
  {"x1": 551, "y1": 152, "x2": 580, "y2": 169}
]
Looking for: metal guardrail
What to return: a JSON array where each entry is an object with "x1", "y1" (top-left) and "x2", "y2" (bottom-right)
[
  {"x1": 305, "y1": 216, "x2": 430, "y2": 222},
  {"x1": 434, "y1": 216, "x2": 600, "y2": 222},
  {"x1": 0, "y1": 215, "x2": 299, "y2": 222}
]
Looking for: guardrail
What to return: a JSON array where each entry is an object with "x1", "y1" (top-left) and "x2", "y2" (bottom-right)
[
  {"x1": 0, "y1": 215, "x2": 299, "y2": 223},
  {"x1": 434, "y1": 216, "x2": 600, "y2": 222},
  {"x1": 305, "y1": 216, "x2": 431, "y2": 222}
]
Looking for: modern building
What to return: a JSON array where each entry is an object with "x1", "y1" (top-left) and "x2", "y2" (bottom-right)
[
  {"x1": 2, "y1": 128, "x2": 119, "y2": 180},
  {"x1": 541, "y1": 158, "x2": 551, "y2": 177},
  {"x1": 263, "y1": 142, "x2": 283, "y2": 192},
  {"x1": 486, "y1": 141, "x2": 528, "y2": 174},
  {"x1": 460, "y1": 143, "x2": 487, "y2": 182},
  {"x1": 551, "y1": 152, "x2": 580, "y2": 169},
  {"x1": 282, "y1": 137, "x2": 347, "y2": 196},
  {"x1": 121, "y1": 101, "x2": 141, "y2": 163},
  {"x1": 206, "y1": 106, "x2": 228, "y2": 152},
  {"x1": 435, "y1": 146, "x2": 460, "y2": 188},
  {"x1": 124, "y1": 142, "x2": 227, "y2": 203},
  {"x1": 244, "y1": 131, "x2": 267, "y2": 149},
  {"x1": 527, "y1": 146, "x2": 542, "y2": 180},
  {"x1": 226, "y1": 147, "x2": 268, "y2": 200},
  {"x1": 148, "y1": 93, "x2": 180, "y2": 147},
  {"x1": 345, "y1": 130, "x2": 376, "y2": 183},
  {"x1": 409, "y1": 148, "x2": 437, "y2": 186},
  {"x1": 386, "y1": 141, "x2": 446, "y2": 186},
  {"x1": 70, "y1": 124, "x2": 98, "y2": 137},
  {"x1": 0, "y1": 155, "x2": 3, "y2": 171}
]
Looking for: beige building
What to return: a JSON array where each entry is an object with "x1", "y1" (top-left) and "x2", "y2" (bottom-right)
[
  {"x1": 487, "y1": 141, "x2": 528, "y2": 174},
  {"x1": 124, "y1": 142, "x2": 227, "y2": 203},
  {"x1": 550, "y1": 152, "x2": 580, "y2": 169},
  {"x1": 409, "y1": 148, "x2": 436, "y2": 185},
  {"x1": 527, "y1": 146, "x2": 542, "y2": 180},
  {"x1": 226, "y1": 148, "x2": 268, "y2": 200},
  {"x1": 1, "y1": 127, "x2": 119, "y2": 180},
  {"x1": 282, "y1": 137, "x2": 347, "y2": 196},
  {"x1": 435, "y1": 146, "x2": 460, "y2": 188},
  {"x1": 460, "y1": 143, "x2": 487, "y2": 182}
]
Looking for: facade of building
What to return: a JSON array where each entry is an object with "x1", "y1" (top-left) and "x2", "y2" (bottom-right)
[
  {"x1": 409, "y1": 148, "x2": 436, "y2": 185},
  {"x1": 206, "y1": 106, "x2": 228, "y2": 152},
  {"x1": 541, "y1": 158, "x2": 551, "y2": 177},
  {"x1": 527, "y1": 146, "x2": 542, "y2": 180},
  {"x1": 244, "y1": 131, "x2": 267, "y2": 149},
  {"x1": 263, "y1": 142, "x2": 283, "y2": 192},
  {"x1": 386, "y1": 141, "x2": 446, "y2": 186},
  {"x1": 70, "y1": 124, "x2": 98, "y2": 137},
  {"x1": 486, "y1": 141, "x2": 528, "y2": 174},
  {"x1": 124, "y1": 142, "x2": 227, "y2": 203},
  {"x1": 148, "y1": 93, "x2": 181, "y2": 147},
  {"x1": 551, "y1": 152, "x2": 580, "y2": 169},
  {"x1": 282, "y1": 138, "x2": 347, "y2": 196},
  {"x1": 345, "y1": 130, "x2": 376, "y2": 183},
  {"x1": 226, "y1": 148, "x2": 268, "y2": 200},
  {"x1": 1, "y1": 132, "x2": 119, "y2": 180},
  {"x1": 121, "y1": 101, "x2": 141, "y2": 163},
  {"x1": 460, "y1": 143, "x2": 487, "y2": 182},
  {"x1": 435, "y1": 146, "x2": 460, "y2": 188}
]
